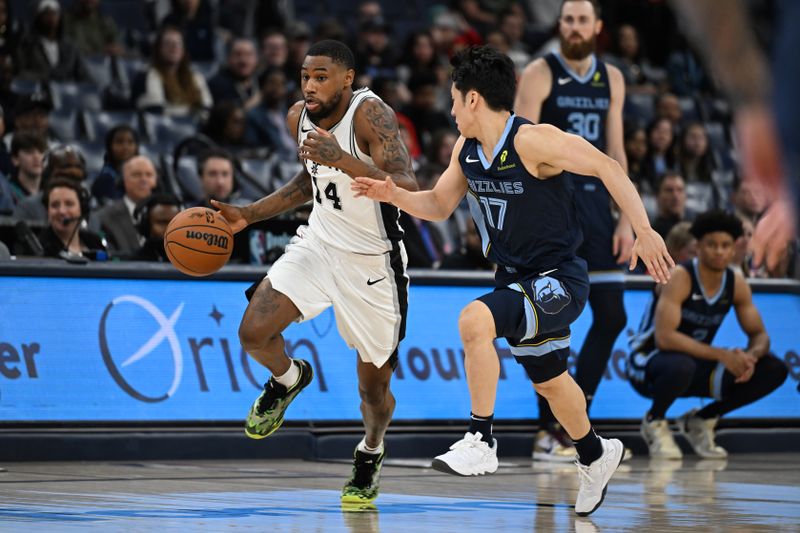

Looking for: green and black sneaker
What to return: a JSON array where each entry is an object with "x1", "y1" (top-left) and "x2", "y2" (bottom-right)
[
  {"x1": 341, "y1": 445, "x2": 386, "y2": 504},
  {"x1": 244, "y1": 359, "x2": 313, "y2": 439}
]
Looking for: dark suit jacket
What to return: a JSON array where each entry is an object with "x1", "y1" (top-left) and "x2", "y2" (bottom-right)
[
  {"x1": 93, "y1": 200, "x2": 140, "y2": 255},
  {"x1": 15, "y1": 34, "x2": 90, "y2": 82}
]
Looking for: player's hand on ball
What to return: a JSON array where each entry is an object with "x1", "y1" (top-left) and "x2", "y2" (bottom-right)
[
  {"x1": 630, "y1": 227, "x2": 674, "y2": 284},
  {"x1": 210, "y1": 199, "x2": 248, "y2": 234},
  {"x1": 351, "y1": 176, "x2": 397, "y2": 203}
]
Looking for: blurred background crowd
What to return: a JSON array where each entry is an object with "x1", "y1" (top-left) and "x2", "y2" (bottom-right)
[{"x1": 0, "y1": 0, "x2": 794, "y2": 279}]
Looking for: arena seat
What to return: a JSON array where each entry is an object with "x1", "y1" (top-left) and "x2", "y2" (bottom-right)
[{"x1": 83, "y1": 110, "x2": 140, "y2": 143}]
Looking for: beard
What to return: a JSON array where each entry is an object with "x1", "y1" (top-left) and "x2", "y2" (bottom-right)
[
  {"x1": 560, "y1": 32, "x2": 596, "y2": 60},
  {"x1": 305, "y1": 91, "x2": 343, "y2": 123}
]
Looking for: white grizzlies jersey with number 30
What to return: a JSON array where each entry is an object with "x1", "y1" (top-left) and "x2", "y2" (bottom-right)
[{"x1": 297, "y1": 88, "x2": 404, "y2": 255}]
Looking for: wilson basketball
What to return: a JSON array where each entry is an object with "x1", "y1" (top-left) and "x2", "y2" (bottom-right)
[{"x1": 164, "y1": 207, "x2": 234, "y2": 276}]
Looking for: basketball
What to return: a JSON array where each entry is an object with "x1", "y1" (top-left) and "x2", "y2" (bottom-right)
[{"x1": 163, "y1": 207, "x2": 234, "y2": 276}]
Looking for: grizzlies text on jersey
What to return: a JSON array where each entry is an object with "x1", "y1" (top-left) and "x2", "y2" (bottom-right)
[
  {"x1": 628, "y1": 258, "x2": 736, "y2": 380},
  {"x1": 540, "y1": 51, "x2": 622, "y2": 283},
  {"x1": 459, "y1": 114, "x2": 582, "y2": 283}
]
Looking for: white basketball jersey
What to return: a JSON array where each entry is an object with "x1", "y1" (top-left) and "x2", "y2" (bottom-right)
[{"x1": 297, "y1": 88, "x2": 403, "y2": 255}]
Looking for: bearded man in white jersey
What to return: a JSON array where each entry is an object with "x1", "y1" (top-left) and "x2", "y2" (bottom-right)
[{"x1": 213, "y1": 40, "x2": 418, "y2": 504}]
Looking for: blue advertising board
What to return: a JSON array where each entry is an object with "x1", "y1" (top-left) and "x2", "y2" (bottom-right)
[{"x1": 0, "y1": 276, "x2": 798, "y2": 422}]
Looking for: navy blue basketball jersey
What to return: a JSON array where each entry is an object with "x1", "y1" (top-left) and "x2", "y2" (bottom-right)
[
  {"x1": 459, "y1": 115, "x2": 582, "y2": 281},
  {"x1": 540, "y1": 52, "x2": 611, "y2": 151},
  {"x1": 539, "y1": 52, "x2": 620, "y2": 281},
  {"x1": 629, "y1": 258, "x2": 735, "y2": 358}
]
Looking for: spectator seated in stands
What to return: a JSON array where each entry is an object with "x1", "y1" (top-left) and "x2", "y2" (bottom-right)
[
  {"x1": 3, "y1": 91, "x2": 58, "y2": 150},
  {"x1": 162, "y1": 0, "x2": 216, "y2": 63},
  {"x1": 642, "y1": 117, "x2": 676, "y2": 191},
  {"x1": 63, "y1": 0, "x2": 124, "y2": 56},
  {"x1": 202, "y1": 101, "x2": 259, "y2": 158},
  {"x1": 259, "y1": 30, "x2": 292, "y2": 83},
  {"x1": 13, "y1": 144, "x2": 86, "y2": 222},
  {"x1": 400, "y1": 71, "x2": 452, "y2": 152},
  {"x1": 353, "y1": 16, "x2": 398, "y2": 82},
  {"x1": 655, "y1": 92, "x2": 683, "y2": 130},
  {"x1": 731, "y1": 176, "x2": 767, "y2": 227},
  {"x1": 15, "y1": 0, "x2": 90, "y2": 83},
  {"x1": 131, "y1": 193, "x2": 181, "y2": 262},
  {"x1": 624, "y1": 121, "x2": 650, "y2": 201},
  {"x1": 90, "y1": 125, "x2": 140, "y2": 205},
  {"x1": 396, "y1": 30, "x2": 446, "y2": 86},
  {"x1": 604, "y1": 23, "x2": 659, "y2": 95},
  {"x1": 189, "y1": 148, "x2": 248, "y2": 209},
  {"x1": 208, "y1": 37, "x2": 260, "y2": 110},
  {"x1": 8, "y1": 131, "x2": 46, "y2": 206},
  {"x1": 651, "y1": 171, "x2": 693, "y2": 239},
  {"x1": 627, "y1": 211, "x2": 788, "y2": 459},
  {"x1": 245, "y1": 67, "x2": 295, "y2": 161},
  {"x1": 497, "y1": 10, "x2": 531, "y2": 72},
  {"x1": 664, "y1": 221, "x2": 696, "y2": 264},
  {"x1": 16, "y1": 177, "x2": 105, "y2": 259},
  {"x1": 135, "y1": 25, "x2": 212, "y2": 117},
  {"x1": 678, "y1": 122, "x2": 723, "y2": 214},
  {"x1": 91, "y1": 155, "x2": 157, "y2": 257}
]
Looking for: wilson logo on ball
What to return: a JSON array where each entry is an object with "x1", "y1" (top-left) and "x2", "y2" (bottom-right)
[{"x1": 185, "y1": 230, "x2": 229, "y2": 249}]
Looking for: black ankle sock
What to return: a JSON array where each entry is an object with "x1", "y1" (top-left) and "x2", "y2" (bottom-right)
[
  {"x1": 574, "y1": 427, "x2": 603, "y2": 466},
  {"x1": 469, "y1": 412, "x2": 494, "y2": 444}
]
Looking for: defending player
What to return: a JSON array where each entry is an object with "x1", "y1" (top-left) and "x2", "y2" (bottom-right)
[{"x1": 352, "y1": 46, "x2": 673, "y2": 516}]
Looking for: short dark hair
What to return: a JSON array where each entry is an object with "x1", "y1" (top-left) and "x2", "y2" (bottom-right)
[
  {"x1": 197, "y1": 147, "x2": 235, "y2": 176},
  {"x1": 136, "y1": 193, "x2": 183, "y2": 237},
  {"x1": 42, "y1": 178, "x2": 88, "y2": 217},
  {"x1": 11, "y1": 131, "x2": 47, "y2": 156},
  {"x1": 656, "y1": 171, "x2": 684, "y2": 193},
  {"x1": 450, "y1": 45, "x2": 516, "y2": 113},
  {"x1": 690, "y1": 210, "x2": 744, "y2": 241},
  {"x1": 306, "y1": 39, "x2": 356, "y2": 70},
  {"x1": 561, "y1": 0, "x2": 601, "y2": 18}
]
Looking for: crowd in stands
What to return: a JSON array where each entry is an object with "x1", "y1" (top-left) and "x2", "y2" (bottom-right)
[{"x1": 0, "y1": 0, "x2": 795, "y2": 278}]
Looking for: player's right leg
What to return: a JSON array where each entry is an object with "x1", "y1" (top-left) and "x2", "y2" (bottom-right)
[
  {"x1": 239, "y1": 278, "x2": 313, "y2": 439},
  {"x1": 431, "y1": 300, "x2": 500, "y2": 476},
  {"x1": 239, "y1": 234, "x2": 334, "y2": 439},
  {"x1": 533, "y1": 371, "x2": 624, "y2": 516}
]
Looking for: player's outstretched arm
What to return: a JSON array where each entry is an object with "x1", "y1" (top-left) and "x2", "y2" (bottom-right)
[
  {"x1": 213, "y1": 102, "x2": 314, "y2": 232},
  {"x1": 352, "y1": 136, "x2": 469, "y2": 221},
  {"x1": 299, "y1": 98, "x2": 418, "y2": 191},
  {"x1": 517, "y1": 124, "x2": 674, "y2": 283}
]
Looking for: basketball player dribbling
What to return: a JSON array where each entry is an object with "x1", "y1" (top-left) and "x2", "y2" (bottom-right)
[
  {"x1": 352, "y1": 46, "x2": 673, "y2": 516},
  {"x1": 213, "y1": 40, "x2": 418, "y2": 504}
]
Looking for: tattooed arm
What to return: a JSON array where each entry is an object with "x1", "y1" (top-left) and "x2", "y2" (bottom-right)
[
  {"x1": 299, "y1": 98, "x2": 418, "y2": 191},
  {"x1": 213, "y1": 102, "x2": 313, "y2": 230}
]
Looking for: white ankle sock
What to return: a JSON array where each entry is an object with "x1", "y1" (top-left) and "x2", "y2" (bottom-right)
[
  {"x1": 273, "y1": 360, "x2": 300, "y2": 388},
  {"x1": 357, "y1": 437, "x2": 384, "y2": 455}
]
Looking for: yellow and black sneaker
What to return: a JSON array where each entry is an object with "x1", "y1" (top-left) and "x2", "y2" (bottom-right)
[
  {"x1": 341, "y1": 446, "x2": 386, "y2": 504},
  {"x1": 244, "y1": 359, "x2": 313, "y2": 439}
]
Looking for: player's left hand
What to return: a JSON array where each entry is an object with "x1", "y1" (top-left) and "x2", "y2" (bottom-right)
[
  {"x1": 613, "y1": 218, "x2": 635, "y2": 264},
  {"x1": 299, "y1": 125, "x2": 344, "y2": 166},
  {"x1": 630, "y1": 228, "x2": 674, "y2": 284}
]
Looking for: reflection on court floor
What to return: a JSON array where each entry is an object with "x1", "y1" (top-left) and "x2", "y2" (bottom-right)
[{"x1": 1, "y1": 456, "x2": 798, "y2": 532}]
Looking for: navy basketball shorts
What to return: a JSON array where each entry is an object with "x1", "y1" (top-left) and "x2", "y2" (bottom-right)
[
  {"x1": 478, "y1": 257, "x2": 590, "y2": 383},
  {"x1": 573, "y1": 175, "x2": 625, "y2": 287}
]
